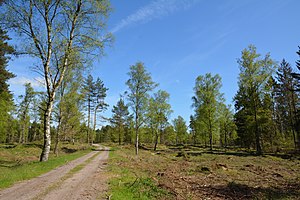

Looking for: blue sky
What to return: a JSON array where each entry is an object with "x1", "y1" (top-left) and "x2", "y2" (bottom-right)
[{"x1": 7, "y1": 0, "x2": 300, "y2": 125}]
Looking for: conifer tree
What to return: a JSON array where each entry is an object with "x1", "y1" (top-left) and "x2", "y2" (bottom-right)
[
  {"x1": 234, "y1": 45, "x2": 275, "y2": 155},
  {"x1": 0, "y1": 27, "x2": 15, "y2": 142},
  {"x1": 18, "y1": 83, "x2": 35, "y2": 143},
  {"x1": 275, "y1": 59, "x2": 299, "y2": 150},
  {"x1": 111, "y1": 98, "x2": 131, "y2": 145}
]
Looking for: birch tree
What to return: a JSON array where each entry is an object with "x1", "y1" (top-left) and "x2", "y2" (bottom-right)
[
  {"x1": 1, "y1": 0, "x2": 112, "y2": 161},
  {"x1": 192, "y1": 73, "x2": 224, "y2": 151},
  {"x1": 147, "y1": 90, "x2": 172, "y2": 151},
  {"x1": 126, "y1": 62, "x2": 157, "y2": 155},
  {"x1": 173, "y1": 116, "x2": 188, "y2": 145}
]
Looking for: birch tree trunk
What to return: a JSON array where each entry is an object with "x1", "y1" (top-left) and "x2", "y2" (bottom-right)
[
  {"x1": 135, "y1": 113, "x2": 139, "y2": 156},
  {"x1": 40, "y1": 98, "x2": 54, "y2": 161}
]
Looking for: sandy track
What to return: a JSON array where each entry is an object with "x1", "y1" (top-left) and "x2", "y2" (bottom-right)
[{"x1": 0, "y1": 145, "x2": 109, "y2": 200}]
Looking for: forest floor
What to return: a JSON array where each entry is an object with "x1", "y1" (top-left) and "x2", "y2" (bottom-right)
[
  {"x1": 0, "y1": 144, "x2": 110, "y2": 200},
  {"x1": 1, "y1": 143, "x2": 300, "y2": 199},
  {"x1": 107, "y1": 144, "x2": 300, "y2": 200}
]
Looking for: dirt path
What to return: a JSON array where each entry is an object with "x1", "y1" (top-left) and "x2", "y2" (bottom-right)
[{"x1": 0, "y1": 145, "x2": 110, "y2": 200}]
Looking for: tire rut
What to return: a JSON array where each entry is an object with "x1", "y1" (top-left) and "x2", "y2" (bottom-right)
[{"x1": 0, "y1": 145, "x2": 109, "y2": 200}]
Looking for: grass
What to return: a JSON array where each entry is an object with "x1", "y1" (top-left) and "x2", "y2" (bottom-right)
[
  {"x1": 0, "y1": 142, "x2": 92, "y2": 189},
  {"x1": 107, "y1": 144, "x2": 300, "y2": 200},
  {"x1": 107, "y1": 145, "x2": 171, "y2": 200}
]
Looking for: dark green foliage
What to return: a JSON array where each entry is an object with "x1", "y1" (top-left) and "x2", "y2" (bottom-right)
[
  {"x1": 275, "y1": 59, "x2": 299, "y2": 150},
  {"x1": 111, "y1": 98, "x2": 132, "y2": 145},
  {"x1": 95, "y1": 125, "x2": 114, "y2": 143},
  {"x1": 0, "y1": 27, "x2": 15, "y2": 143},
  {"x1": 292, "y1": 46, "x2": 300, "y2": 90},
  {"x1": 234, "y1": 45, "x2": 276, "y2": 155},
  {"x1": 0, "y1": 28, "x2": 15, "y2": 95},
  {"x1": 291, "y1": 46, "x2": 300, "y2": 150},
  {"x1": 82, "y1": 75, "x2": 108, "y2": 144}
]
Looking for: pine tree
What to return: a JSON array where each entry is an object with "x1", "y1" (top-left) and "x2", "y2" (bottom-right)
[
  {"x1": 0, "y1": 27, "x2": 15, "y2": 142},
  {"x1": 291, "y1": 46, "x2": 300, "y2": 151},
  {"x1": 18, "y1": 83, "x2": 35, "y2": 143},
  {"x1": 275, "y1": 59, "x2": 299, "y2": 150},
  {"x1": 82, "y1": 75, "x2": 95, "y2": 144},
  {"x1": 92, "y1": 77, "x2": 108, "y2": 143},
  {"x1": 111, "y1": 98, "x2": 131, "y2": 145}
]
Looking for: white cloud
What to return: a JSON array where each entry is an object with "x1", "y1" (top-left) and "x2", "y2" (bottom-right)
[
  {"x1": 9, "y1": 76, "x2": 45, "y2": 88},
  {"x1": 111, "y1": 0, "x2": 201, "y2": 33}
]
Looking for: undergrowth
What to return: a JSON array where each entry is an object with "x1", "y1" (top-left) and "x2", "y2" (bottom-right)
[{"x1": 107, "y1": 146, "x2": 171, "y2": 200}]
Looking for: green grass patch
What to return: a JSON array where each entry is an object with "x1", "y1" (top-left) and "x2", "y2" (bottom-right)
[
  {"x1": 66, "y1": 151, "x2": 100, "y2": 177},
  {"x1": 107, "y1": 146, "x2": 171, "y2": 200},
  {"x1": 0, "y1": 143, "x2": 92, "y2": 189}
]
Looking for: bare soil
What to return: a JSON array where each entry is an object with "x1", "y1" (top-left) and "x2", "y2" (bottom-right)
[{"x1": 0, "y1": 145, "x2": 109, "y2": 200}]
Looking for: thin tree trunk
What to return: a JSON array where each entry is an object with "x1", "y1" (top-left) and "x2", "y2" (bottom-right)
[
  {"x1": 87, "y1": 97, "x2": 91, "y2": 144},
  {"x1": 54, "y1": 83, "x2": 65, "y2": 155},
  {"x1": 40, "y1": 99, "x2": 54, "y2": 162},
  {"x1": 21, "y1": 123, "x2": 25, "y2": 144},
  {"x1": 160, "y1": 128, "x2": 164, "y2": 145},
  {"x1": 254, "y1": 104, "x2": 262, "y2": 155},
  {"x1": 291, "y1": 91, "x2": 300, "y2": 151},
  {"x1": 53, "y1": 129, "x2": 59, "y2": 156},
  {"x1": 135, "y1": 104, "x2": 139, "y2": 155},
  {"x1": 154, "y1": 131, "x2": 158, "y2": 151},
  {"x1": 53, "y1": 115, "x2": 61, "y2": 156},
  {"x1": 93, "y1": 107, "x2": 98, "y2": 145},
  {"x1": 209, "y1": 113, "x2": 213, "y2": 151},
  {"x1": 295, "y1": 124, "x2": 300, "y2": 152},
  {"x1": 19, "y1": 114, "x2": 26, "y2": 144},
  {"x1": 118, "y1": 125, "x2": 121, "y2": 145},
  {"x1": 31, "y1": 123, "x2": 37, "y2": 142},
  {"x1": 224, "y1": 124, "x2": 227, "y2": 149},
  {"x1": 135, "y1": 126, "x2": 139, "y2": 155}
]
